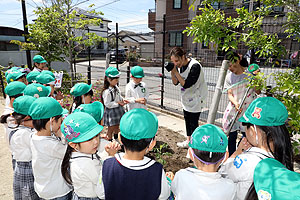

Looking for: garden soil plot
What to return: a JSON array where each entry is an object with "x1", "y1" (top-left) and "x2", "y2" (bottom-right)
[{"x1": 147, "y1": 127, "x2": 194, "y2": 173}]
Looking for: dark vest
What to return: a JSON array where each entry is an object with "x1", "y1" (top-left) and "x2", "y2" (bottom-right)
[{"x1": 102, "y1": 157, "x2": 163, "y2": 200}]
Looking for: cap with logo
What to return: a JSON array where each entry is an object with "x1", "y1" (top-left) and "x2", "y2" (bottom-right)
[
  {"x1": 248, "y1": 63, "x2": 260, "y2": 73},
  {"x1": 189, "y1": 124, "x2": 228, "y2": 153},
  {"x1": 6, "y1": 70, "x2": 26, "y2": 84},
  {"x1": 4, "y1": 81, "x2": 26, "y2": 97},
  {"x1": 254, "y1": 158, "x2": 300, "y2": 200},
  {"x1": 5, "y1": 67, "x2": 22, "y2": 78},
  {"x1": 105, "y1": 67, "x2": 121, "y2": 78},
  {"x1": 33, "y1": 55, "x2": 47, "y2": 63},
  {"x1": 61, "y1": 112, "x2": 104, "y2": 143},
  {"x1": 26, "y1": 71, "x2": 41, "y2": 83},
  {"x1": 130, "y1": 66, "x2": 144, "y2": 78},
  {"x1": 120, "y1": 108, "x2": 158, "y2": 140},
  {"x1": 13, "y1": 95, "x2": 36, "y2": 116},
  {"x1": 29, "y1": 97, "x2": 63, "y2": 120},
  {"x1": 239, "y1": 97, "x2": 288, "y2": 126},
  {"x1": 70, "y1": 83, "x2": 92, "y2": 97},
  {"x1": 23, "y1": 83, "x2": 51, "y2": 98},
  {"x1": 73, "y1": 101, "x2": 104, "y2": 123}
]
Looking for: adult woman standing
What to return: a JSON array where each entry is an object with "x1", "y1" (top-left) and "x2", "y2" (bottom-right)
[{"x1": 170, "y1": 47, "x2": 208, "y2": 148}]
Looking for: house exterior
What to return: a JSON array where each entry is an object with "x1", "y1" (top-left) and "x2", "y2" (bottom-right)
[
  {"x1": 148, "y1": 0, "x2": 299, "y2": 67},
  {"x1": 74, "y1": 8, "x2": 111, "y2": 57}
]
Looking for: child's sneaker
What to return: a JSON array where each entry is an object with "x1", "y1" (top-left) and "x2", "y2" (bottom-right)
[{"x1": 177, "y1": 140, "x2": 189, "y2": 149}]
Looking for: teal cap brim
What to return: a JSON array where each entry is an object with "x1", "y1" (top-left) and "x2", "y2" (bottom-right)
[{"x1": 72, "y1": 124, "x2": 104, "y2": 143}]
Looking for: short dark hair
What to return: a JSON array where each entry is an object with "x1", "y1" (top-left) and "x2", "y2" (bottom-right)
[
  {"x1": 12, "y1": 112, "x2": 31, "y2": 127},
  {"x1": 170, "y1": 47, "x2": 186, "y2": 58},
  {"x1": 225, "y1": 51, "x2": 248, "y2": 67},
  {"x1": 120, "y1": 135, "x2": 154, "y2": 152},
  {"x1": 192, "y1": 149, "x2": 225, "y2": 164},
  {"x1": 32, "y1": 115, "x2": 61, "y2": 131},
  {"x1": 9, "y1": 93, "x2": 23, "y2": 100}
]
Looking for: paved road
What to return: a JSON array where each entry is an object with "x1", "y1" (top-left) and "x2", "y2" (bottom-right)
[{"x1": 74, "y1": 60, "x2": 290, "y2": 124}]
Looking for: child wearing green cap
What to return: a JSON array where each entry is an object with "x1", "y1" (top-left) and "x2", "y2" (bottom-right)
[
  {"x1": 101, "y1": 67, "x2": 126, "y2": 141},
  {"x1": 32, "y1": 55, "x2": 48, "y2": 72},
  {"x1": 167, "y1": 124, "x2": 236, "y2": 200},
  {"x1": 124, "y1": 65, "x2": 149, "y2": 111},
  {"x1": 245, "y1": 158, "x2": 300, "y2": 200},
  {"x1": 29, "y1": 97, "x2": 72, "y2": 199},
  {"x1": 70, "y1": 83, "x2": 94, "y2": 113},
  {"x1": 220, "y1": 97, "x2": 294, "y2": 200},
  {"x1": 9, "y1": 95, "x2": 40, "y2": 199},
  {"x1": 73, "y1": 101, "x2": 104, "y2": 124},
  {"x1": 61, "y1": 112, "x2": 120, "y2": 199},
  {"x1": 96, "y1": 108, "x2": 170, "y2": 200}
]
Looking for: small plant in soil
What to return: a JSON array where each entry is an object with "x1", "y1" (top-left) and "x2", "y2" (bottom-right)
[{"x1": 153, "y1": 143, "x2": 172, "y2": 165}]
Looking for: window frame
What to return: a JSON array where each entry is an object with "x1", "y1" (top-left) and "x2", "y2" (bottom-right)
[
  {"x1": 168, "y1": 31, "x2": 183, "y2": 47},
  {"x1": 173, "y1": 0, "x2": 182, "y2": 9}
]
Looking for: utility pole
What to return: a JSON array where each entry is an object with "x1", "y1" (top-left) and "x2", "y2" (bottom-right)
[
  {"x1": 116, "y1": 23, "x2": 119, "y2": 70},
  {"x1": 21, "y1": 0, "x2": 32, "y2": 70}
]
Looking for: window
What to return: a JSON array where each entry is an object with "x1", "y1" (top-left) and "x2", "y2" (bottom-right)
[
  {"x1": 243, "y1": 0, "x2": 250, "y2": 11},
  {"x1": 173, "y1": 0, "x2": 181, "y2": 9},
  {"x1": 169, "y1": 32, "x2": 183, "y2": 47},
  {"x1": 100, "y1": 23, "x2": 104, "y2": 28},
  {"x1": 211, "y1": 2, "x2": 226, "y2": 9},
  {"x1": 97, "y1": 41, "x2": 104, "y2": 49}
]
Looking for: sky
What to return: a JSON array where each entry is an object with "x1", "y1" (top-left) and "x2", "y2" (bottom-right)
[{"x1": 0, "y1": 0, "x2": 155, "y2": 33}]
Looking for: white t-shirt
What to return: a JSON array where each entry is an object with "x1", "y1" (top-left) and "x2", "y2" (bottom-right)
[
  {"x1": 171, "y1": 167, "x2": 236, "y2": 200},
  {"x1": 102, "y1": 86, "x2": 123, "y2": 109},
  {"x1": 96, "y1": 152, "x2": 170, "y2": 199},
  {"x1": 70, "y1": 139, "x2": 111, "y2": 198},
  {"x1": 220, "y1": 147, "x2": 273, "y2": 200},
  {"x1": 30, "y1": 134, "x2": 72, "y2": 199},
  {"x1": 125, "y1": 80, "x2": 149, "y2": 110},
  {"x1": 10, "y1": 126, "x2": 36, "y2": 162}
]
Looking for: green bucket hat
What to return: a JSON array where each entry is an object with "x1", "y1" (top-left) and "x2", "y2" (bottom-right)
[
  {"x1": 131, "y1": 66, "x2": 144, "y2": 78},
  {"x1": 254, "y1": 158, "x2": 300, "y2": 200},
  {"x1": 73, "y1": 101, "x2": 104, "y2": 123},
  {"x1": 33, "y1": 55, "x2": 47, "y2": 63},
  {"x1": 70, "y1": 83, "x2": 92, "y2": 97},
  {"x1": 105, "y1": 66, "x2": 121, "y2": 78},
  {"x1": 61, "y1": 112, "x2": 104, "y2": 143},
  {"x1": 13, "y1": 95, "x2": 36, "y2": 116},
  {"x1": 29, "y1": 97, "x2": 63, "y2": 120},
  {"x1": 6, "y1": 71, "x2": 26, "y2": 84},
  {"x1": 23, "y1": 83, "x2": 51, "y2": 98},
  {"x1": 248, "y1": 63, "x2": 260, "y2": 73},
  {"x1": 26, "y1": 71, "x2": 41, "y2": 83},
  {"x1": 4, "y1": 81, "x2": 26, "y2": 97},
  {"x1": 120, "y1": 108, "x2": 158, "y2": 140},
  {"x1": 36, "y1": 73, "x2": 55, "y2": 84},
  {"x1": 239, "y1": 97, "x2": 288, "y2": 126},
  {"x1": 189, "y1": 124, "x2": 228, "y2": 153},
  {"x1": 40, "y1": 70, "x2": 55, "y2": 79}
]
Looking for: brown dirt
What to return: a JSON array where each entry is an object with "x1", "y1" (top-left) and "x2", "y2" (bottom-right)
[{"x1": 147, "y1": 127, "x2": 193, "y2": 173}]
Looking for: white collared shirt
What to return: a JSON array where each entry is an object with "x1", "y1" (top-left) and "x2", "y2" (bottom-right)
[
  {"x1": 125, "y1": 80, "x2": 149, "y2": 110},
  {"x1": 102, "y1": 86, "x2": 123, "y2": 109},
  {"x1": 220, "y1": 147, "x2": 273, "y2": 200},
  {"x1": 172, "y1": 167, "x2": 236, "y2": 200},
  {"x1": 10, "y1": 126, "x2": 36, "y2": 162},
  {"x1": 30, "y1": 133, "x2": 72, "y2": 199},
  {"x1": 96, "y1": 152, "x2": 170, "y2": 199},
  {"x1": 71, "y1": 138, "x2": 111, "y2": 198}
]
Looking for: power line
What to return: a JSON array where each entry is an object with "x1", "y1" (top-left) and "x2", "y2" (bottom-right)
[{"x1": 94, "y1": 0, "x2": 120, "y2": 9}]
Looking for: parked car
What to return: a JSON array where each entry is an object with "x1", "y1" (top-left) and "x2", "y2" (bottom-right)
[{"x1": 109, "y1": 49, "x2": 127, "y2": 64}]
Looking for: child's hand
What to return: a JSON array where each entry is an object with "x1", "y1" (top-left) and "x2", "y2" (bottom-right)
[
  {"x1": 123, "y1": 99, "x2": 130, "y2": 104},
  {"x1": 56, "y1": 91, "x2": 64, "y2": 100},
  {"x1": 118, "y1": 101, "x2": 125, "y2": 106},
  {"x1": 166, "y1": 171, "x2": 175, "y2": 181},
  {"x1": 105, "y1": 141, "x2": 121, "y2": 156},
  {"x1": 231, "y1": 137, "x2": 252, "y2": 158}
]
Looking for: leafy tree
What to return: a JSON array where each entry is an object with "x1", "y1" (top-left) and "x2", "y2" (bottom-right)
[
  {"x1": 12, "y1": 0, "x2": 106, "y2": 83},
  {"x1": 186, "y1": 0, "x2": 300, "y2": 153}
]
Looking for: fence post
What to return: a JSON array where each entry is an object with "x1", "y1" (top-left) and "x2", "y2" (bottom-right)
[
  {"x1": 127, "y1": 65, "x2": 130, "y2": 83},
  {"x1": 0, "y1": 71, "x2": 5, "y2": 98},
  {"x1": 87, "y1": 27, "x2": 91, "y2": 84},
  {"x1": 207, "y1": 59, "x2": 230, "y2": 124},
  {"x1": 116, "y1": 23, "x2": 119, "y2": 71},
  {"x1": 160, "y1": 14, "x2": 166, "y2": 108}
]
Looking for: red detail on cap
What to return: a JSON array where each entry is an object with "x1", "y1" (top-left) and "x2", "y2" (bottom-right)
[
  {"x1": 252, "y1": 107, "x2": 262, "y2": 119},
  {"x1": 250, "y1": 65, "x2": 254, "y2": 70}
]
